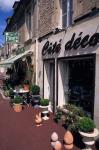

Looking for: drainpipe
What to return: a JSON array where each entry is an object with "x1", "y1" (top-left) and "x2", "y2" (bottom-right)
[
  {"x1": 67, "y1": 0, "x2": 72, "y2": 27},
  {"x1": 35, "y1": 0, "x2": 39, "y2": 85},
  {"x1": 36, "y1": 38, "x2": 38, "y2": 84}
]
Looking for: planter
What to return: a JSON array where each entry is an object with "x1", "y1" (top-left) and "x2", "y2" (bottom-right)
[
  {"x1": 23, "y1": 84, "x2": 29, "y2": 91},
  {"x1": 39, "y1": 105, "x2": 49, "y2": 120},
  {"x1": 13, "y1": 103, "x2": 22, "y2": 112},
  {"x1": 31, "y1": 95, "x2": 40, "y2": 108},
  {"x1": 39, "y1": 105, "x2": 49, "y2": 111},
  {"x1": 79, "y1": 128, "x2": 99, "y2": 150}
]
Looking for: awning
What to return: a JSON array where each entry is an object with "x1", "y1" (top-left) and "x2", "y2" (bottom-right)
[{"x1": 0, "y1": 50, "x2": 33, "y2": 67}]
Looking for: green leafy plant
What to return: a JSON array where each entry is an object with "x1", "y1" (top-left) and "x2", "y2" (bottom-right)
[
  {"x1": 65, "y1": 112, "x2": 78, "y2": 131},
  {"x1": 12, "y1": 95, "x2": 23, "y2": 104},
  {"x1": 9, "y1": 88, "x2": 14, "y2": 97},
  {"x1": 77, "y1": 117, "x2": 96, "y2": 133},
  {"x1": 40, "y1": 98, "x2": 49, "y2": 106},
  {"x1": 54, "y1": 111, "x2": 66, "y2": 124},
  {"x1": 30, "y1": 85, "x2": 40, "y2": 95},
  {"x1": 65, "y1": 104, "x2": 85, "y2": 117},
  {"x1": 54, "y1": 111, "x2": 63, "y2": 122}
]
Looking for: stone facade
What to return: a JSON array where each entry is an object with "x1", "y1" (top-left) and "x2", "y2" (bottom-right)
[
  {"x1": 3, "y1": 0, "x2": 99, "y2": 88},
  {"x1": 73, "y1": 0, "x2": 99, "y2": 20},
  {"x1": 4, "y1": 0, "x2": 99, "y2": 50}
]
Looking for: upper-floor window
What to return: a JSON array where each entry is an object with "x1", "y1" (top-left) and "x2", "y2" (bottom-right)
[
  {"x1": 62, "y1": 0, "x2": 73, "y2": 28},
  {"x1": 26, "y1": 7, "x2": 32, "y2": 39}
]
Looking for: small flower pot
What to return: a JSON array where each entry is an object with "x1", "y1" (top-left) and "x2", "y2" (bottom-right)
[
  {"x1": 31, "y1": 95, "x2": 40, "y2": 108},
  {"x1": 39, "y1": 105, "x2": 49, "y2": 111},
  {"x1": 13, "y1": 103, "x2": 22, "y2": 112},
  {"x1": 23, "y1": 84, "x2": 29, "y2": 91}
]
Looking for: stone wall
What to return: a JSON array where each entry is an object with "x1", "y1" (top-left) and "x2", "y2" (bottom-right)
[
  {"x1": 73, "y1": 0, "x2": 99, "y2": 20},
  {"x1": 38, "y1": 0, "x2": 59, "y2": 37}
]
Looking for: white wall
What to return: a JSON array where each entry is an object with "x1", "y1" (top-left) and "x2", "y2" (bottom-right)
[{"x1": 94, "y1": 54, "x2": 99, "y2": 129}]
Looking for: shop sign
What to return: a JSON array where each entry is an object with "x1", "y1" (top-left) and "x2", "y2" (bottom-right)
[
  {"x1": 42, "y1": 32, "x2": 99, "y2": 56},
  {"x1": 65, "y1": 32, "x2": 99, "y2": 51},
  {"x1": 5, "y1": 32, "x2": 19, "y2": 43},
  {"x1": 42, "y1": 40, "x2": 61, "y2": 56}
]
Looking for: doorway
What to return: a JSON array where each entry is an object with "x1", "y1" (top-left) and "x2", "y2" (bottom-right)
[{"x1": 43, "y1": 60, "x2": 55, "y2": 108}]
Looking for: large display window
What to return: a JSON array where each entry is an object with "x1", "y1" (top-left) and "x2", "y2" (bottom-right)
[{"x1": 58, "y1": 55, "x2": 95, "y2": 117}]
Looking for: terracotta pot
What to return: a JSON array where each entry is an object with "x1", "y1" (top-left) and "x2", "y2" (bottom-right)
[
  {"x1": 54, "y1": 141, "x2": 62, "y2": 150},
  {"x1": 13, "y1": 103, "x2": 22, "y2": 112},
  {"x1": 23, "y1": 84, "x2": 29, "y2": 91},
  {"x1": 64, "y1": 144, "x2": 73, "y2": 149},
  {"x1": 64, "y1": 131, "x2": 74, "y2": 145}
]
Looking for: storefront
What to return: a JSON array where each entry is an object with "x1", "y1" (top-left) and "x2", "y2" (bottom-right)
[{"x1": 38, "y1": 15, "x2": 99, "y2": 127}]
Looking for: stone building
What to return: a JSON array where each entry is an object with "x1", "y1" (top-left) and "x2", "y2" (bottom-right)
[
  {"x1": 2, "y1": 0, "x2": 99, "y2": 127},
  {"x1": 36, "y1": 0, "x2": 99, "y2": 128}
]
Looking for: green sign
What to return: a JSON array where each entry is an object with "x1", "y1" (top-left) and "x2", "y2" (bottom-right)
[{"x1": 5, "y1": 32, "x2": 19, "y2": 43}]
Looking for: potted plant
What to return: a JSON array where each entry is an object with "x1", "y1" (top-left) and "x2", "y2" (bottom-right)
[
  {"x1": 40, "y1": 98, "x2": 49, "y2": 109},
  {"x1": 11, "y1": 95, "x2": 23, "y2": 112},
  {"x1": 77, "y1": 117, "x2": 98, "y2": 149},
  {"x1": 40, "y1": 98, "x2": 49, "y2": 120},
  {"x1": 30, "y1": 85, "x2": 40, "y2": 95},
  {"x1": 30, "y1": 85, "x2": 40, "y2": 107},
  {"x1": 23, "y1": 80, "x2": 29, "y2": 91},
  {"x1": 77, "y1": 117, "x2": 96, "y2": 133}
]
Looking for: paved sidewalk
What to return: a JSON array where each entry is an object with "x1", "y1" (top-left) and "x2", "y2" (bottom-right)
[{"x1": 0, "y1": 95, "x2": 97, "y2": 150}]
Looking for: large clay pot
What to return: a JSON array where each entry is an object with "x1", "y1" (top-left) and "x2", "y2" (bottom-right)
[
  {"x1": 64, "y1": 144, "x2": 73, "y2": 150},
  {"x1": 23, "y1": 84, "x2": 29, "y2": 91},
  {"x1": 54, "y1": 141, "x2": 62, "y2": 150},
  {"x1": 13, "y1": 103, "x2": 22, "y2": 112},
  {"x1": 64, "y1": 130, "x2": 74, "y2": 149}
]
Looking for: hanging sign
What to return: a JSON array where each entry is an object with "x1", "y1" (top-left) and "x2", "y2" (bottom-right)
[{"x1": 5, "y1": 32, "x2": 19, "y2": 43}]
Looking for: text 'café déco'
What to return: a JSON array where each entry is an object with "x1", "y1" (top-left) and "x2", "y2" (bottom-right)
[{"x1": 42, "y1": 32, "x2": 99, "y2": 56}]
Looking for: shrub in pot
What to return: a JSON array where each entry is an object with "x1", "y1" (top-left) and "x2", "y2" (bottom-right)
[
  {"x1": 40, "y1": 98, "x2": 49, "y2": 106},
  {"x1": 30, "y1": 85, "x2": 40, "y2": 107},
  {"x1": 40, "y1": 99, "x2": 49, "y2": 117},
  {"x1": 12, "y1": 95, "x2": 23, "y2": 112},
  {"x1": 30, "y1": 85, "x2": 40, "y2": 95},
  {"x1": 77, "y1": 117, "x2": 96, "y2": 133}
]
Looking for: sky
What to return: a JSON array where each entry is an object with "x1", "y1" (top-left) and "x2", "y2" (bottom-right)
[{"x1": 0, "y1": 0, "x2": 19, "y2": 46}]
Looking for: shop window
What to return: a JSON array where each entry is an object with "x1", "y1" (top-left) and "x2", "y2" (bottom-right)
[
  {"x1": 68, "y1": 58, "x2": 95, "y2": 117},
  {"x1": 62, "y1": 0, "x2": 73, "y2": 28}
]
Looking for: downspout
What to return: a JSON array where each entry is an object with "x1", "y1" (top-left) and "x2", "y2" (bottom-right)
[
  {"x1": 67, "y1": 0, "x2": 72, "y2": 27},
  {"x1": 36, "y1": 0, "x2": 39, "y2": 84},
  {"x1": 36, "y1": 38, "x2": 38, "y2": 84}
]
